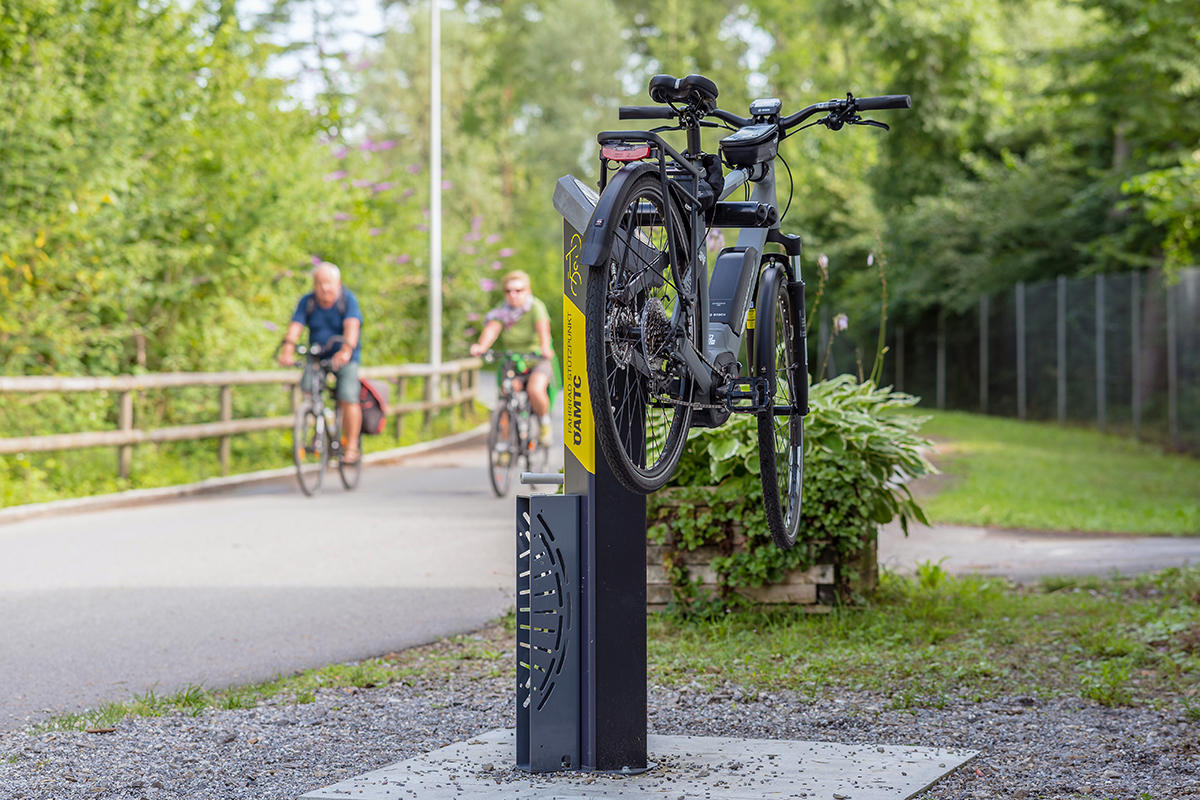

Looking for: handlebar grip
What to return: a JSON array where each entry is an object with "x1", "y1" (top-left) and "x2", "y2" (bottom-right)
[
  {"x1": 619, "y1": 105, "x2": 675, "y2": 120},
  {"x1": 855, "y1": 95, "x2": 912, "y2": 111}
]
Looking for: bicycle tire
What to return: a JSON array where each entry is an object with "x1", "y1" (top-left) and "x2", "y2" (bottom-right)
[
  {"x1": 487, "y1": 405, "x2": 520, "y2": 497},
  {"x1": 585, "y1": 171, "x2": 696, "y2": 494},
  {"x1": 293, "y1": 403, "x2": 328, "y2": 496},
  {"x1": 755, "y1": 264, "x2": 804, "y2": 549},
  {"x1": 336, "y1": 408, "x2": 362, "y2": 490}
]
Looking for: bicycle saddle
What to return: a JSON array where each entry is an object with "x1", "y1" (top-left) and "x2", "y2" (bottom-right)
[{"x1": 648, "y1": 74, "x2": 719, "y2": 107}]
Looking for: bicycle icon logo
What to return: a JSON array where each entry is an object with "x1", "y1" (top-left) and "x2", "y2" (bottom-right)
[{"x1": 565, "y1": 233, "x2": 583, "y2": 299}]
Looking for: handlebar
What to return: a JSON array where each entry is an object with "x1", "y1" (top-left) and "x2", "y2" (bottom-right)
[{"x1": 619, "y1": 78, "x2": 911, "y2": 134}]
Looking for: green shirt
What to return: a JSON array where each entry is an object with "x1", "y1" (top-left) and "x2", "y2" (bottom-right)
[{"x1": 494, "y1": 297, "x2": 549, "y2": 353}]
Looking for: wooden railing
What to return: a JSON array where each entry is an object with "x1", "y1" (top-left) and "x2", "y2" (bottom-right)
[{"x1": 0, "y1": 358, "x2": 482, "y2": 479}]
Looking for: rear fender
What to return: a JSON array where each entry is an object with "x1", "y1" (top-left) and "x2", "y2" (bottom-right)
[{"x1": 581, "y1": 162, "x2": 670, "y2": 268}]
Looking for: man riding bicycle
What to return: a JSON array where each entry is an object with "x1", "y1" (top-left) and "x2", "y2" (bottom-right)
[
  {"x1": 469, "y1": 269, "x2": 555, "y2": 446},
  {"x1": 277, "y1": 261, "x2": 363, "y2": 464}
]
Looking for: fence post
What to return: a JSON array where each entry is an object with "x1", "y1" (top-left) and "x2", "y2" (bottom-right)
[
  {"x1": 936, "y1": 312, "x2": 946, "y2": 410},
  {"x1": 979, "y1": 295, "x2": 989, "y2": 413},
  {"x1": 118, "y1": 389, "x2": 133, "y2": 479},
  {"x1": 219, "y1": 385, "x2": 233, "y2": 475},
  {"x1": 394, "y1": 376, "x2": 405, "y2": 443},
  {"x1": 1131, "y1": 271, "x2": 1141, "y2": 438},
  {"x1": 1167, "y1": 279, "x2": 1179, "y2": 448},
  {"x1": 1057, "y1": 276, "x2": 1066, "y2": 424},
  {"x1": 1016, "y1": 281, "x2": 1027, "y2": 420},
  {"x1": 424, "y1": 374, "x2": 436, "y2": 433},
  {"x1": 1096, "y1": 274, "x2": 1106, "y2": 431}
]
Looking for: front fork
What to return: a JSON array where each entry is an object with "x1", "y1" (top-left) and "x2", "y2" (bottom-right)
[{"x1": 788, "y1": 275, "x2": 810, "y2": 417}]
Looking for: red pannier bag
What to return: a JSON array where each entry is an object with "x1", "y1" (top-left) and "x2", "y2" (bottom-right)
[{"x1": 359, "y1": 378, "x2": 390, "y2": 435}]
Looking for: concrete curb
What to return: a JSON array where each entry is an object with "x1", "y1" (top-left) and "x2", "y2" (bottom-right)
[{"x1": 0, "y1": 424, "x2": 488, "y2": 526}]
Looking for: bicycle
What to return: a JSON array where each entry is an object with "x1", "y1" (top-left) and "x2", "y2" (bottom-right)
[
  {"x1": 581, "y1": 73, "x2": 910, "y2": 549},
  {"x1": 281, "y1": 335, "x2": 361, "y2": 496},
  {"x1": 484, "y1": 351, "x2": 552, "y2": 497}
]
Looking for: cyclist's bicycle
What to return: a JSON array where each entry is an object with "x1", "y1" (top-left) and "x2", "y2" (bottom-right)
[
  {"x1": 484, "y1": 351, "x2": 552, "y2": 497},
  {"x1": 280, "y1": 335, "x2": 361, "y2": 496},
  {"x1": 582, "y1": 73, "x2": 910, "y2": 549}
]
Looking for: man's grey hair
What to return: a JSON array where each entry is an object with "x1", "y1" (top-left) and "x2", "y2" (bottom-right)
[{"x1": 312, "y1": 261, "x2": 341, "y2": 281}]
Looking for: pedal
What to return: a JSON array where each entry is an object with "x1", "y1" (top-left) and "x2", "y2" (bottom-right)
[{"x1": 722, "y1": 377, "x2": 771, "y2": 413}]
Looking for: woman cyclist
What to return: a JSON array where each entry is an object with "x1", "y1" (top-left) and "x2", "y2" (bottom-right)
[{"x1": 469, "y1": 270, "x2": 555, "y2": 446}]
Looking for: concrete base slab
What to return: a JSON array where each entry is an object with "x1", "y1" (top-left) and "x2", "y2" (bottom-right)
[{"x1": 299, "y1": 727, "x2": 976, "y2": 799}]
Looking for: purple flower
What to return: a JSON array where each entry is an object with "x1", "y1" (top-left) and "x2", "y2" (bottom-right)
[
  {"x1": 372, "y1": 182, "x2": 394, "y2": 193},
  {"x1": 706, "y1": 229, "x2": 725, "y2": 252},
  {"x1": 360, "y1": 139, "x2": 375, "y2": 152},
  {"x1": 462, "y1": 245, "x2": 477, "y2": 254},
  {"x1": 464, "y1": 327, "x2": 476, "y2": 337},
  {"x1": 490, "y1": 261, "x2": 502, "y2": 270},
  {"x1": 324, "y1": 170, "x2": 348, "y2": 182},
  {"x1": 466, "y1": 312, "x2": 480, "y2": 321},
  {"x1": 263, "y1": 321, "x2": 278, "y2": 332},
  {"x1": 471, "y1": 215, "x2": 483, "y2": 231},
  {"x1": 400, "y1": 188, "x2": 415, "y2": 200},
  {"x1": 462, "y1": 231, "x2": 482, "y2": 243},
  {"x1": 416, "y1": 223, "x2": 429, "y2": 232},
  {"x1": 395, "y1": 254, "x2": 411, "y2": 264},
  {"x1": 333, "y1": 146, "x2": 348, "y2": 159},
  {"x1": 441, "y1": 180, "x2": 453, "y2": 190},
  {"x1": 407, "y1": 163, "x2": 421, "y2": 174},
  {"x1": 485, "y1": 233, "x2": 501, "y2": 244},
  {"x1": 498, "y1": 248, "x2": 514, "y2": 258},
  {"x1": 333, "y1": 212, "x2": 352, "y2": 221},
  {"x1": 369, "y1": 227, "x2": 382, "y2": 236},
  {"x1": 311, "y1": 255, "x2": 323, "y2": 265},
  {"x1": 867, "y1": 252, "x2": 875, "y2": 267},
  {"x1": 353, "y1": 178, "x2": 372, "y2": 188},
  {"x1": 479, "y1": 278, "x2": 497, "y2": 291},
  {"x1": 834, "y1": 313, "x2": 849, "y2": 332},
  {"x1": 374, "y1": 140, "x2": 396, "y2": 151}
]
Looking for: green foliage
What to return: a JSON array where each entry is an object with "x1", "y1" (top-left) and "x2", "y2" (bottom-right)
[{"x1": 648, "y1": 375, "x2": 934, "y2": 609}]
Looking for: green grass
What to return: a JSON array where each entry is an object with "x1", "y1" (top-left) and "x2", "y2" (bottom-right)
[
  {"x1": 914, "y1": 410, "x2": 1200, "y2": 535},
  {"x1": 32, "y1": 628, "x2": 511, "y2": 733},
  {"x1": 648, "y1": 564, "x2": 1200, "y2": 713}
]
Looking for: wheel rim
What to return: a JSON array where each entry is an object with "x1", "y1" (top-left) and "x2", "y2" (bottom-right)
[
  {"x1": 771, "y1": 288, "x2": 803, "y2": 534},
  {"x1": 488, "y1": 408, "x2": 518, "y2": 496},
  {"x1": 599, "y1": 183, "x2": 692, "y2": 480},
  {"x1": 293, "y1": 410, "x2": 325, "y2": 495}
]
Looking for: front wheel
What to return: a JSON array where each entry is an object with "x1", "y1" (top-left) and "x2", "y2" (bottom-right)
[
  {"x1": 293, "y1": 403, "x2": 328, "y2": 496},
  {"x1": 585, "y1": 171, "x2": 696, "y2": 494},
  {"x1": 755, "y1": 264, "x2": 805, "y2": 550},
  {"x1": 487, "y1": 405, "x2": 520, "y2": 497}
]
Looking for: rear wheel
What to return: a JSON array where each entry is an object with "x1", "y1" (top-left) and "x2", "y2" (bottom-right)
[
  {"x1": 755, "y1": 264, "x2": 804, "y2": 549},
  {"x1": 585, "y1": 171, "x2": 697, "y2": 494},
  {"x1": 487, "y1": 405, "x2": 520, "y2": 497},
  {"x1": 293, "y1": 403, "x2": 328, "y2": 496}
]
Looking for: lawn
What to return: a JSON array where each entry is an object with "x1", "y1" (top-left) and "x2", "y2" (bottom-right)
[{"x1": 913, "y1": 410, "x2": 1200, "y2": 535}]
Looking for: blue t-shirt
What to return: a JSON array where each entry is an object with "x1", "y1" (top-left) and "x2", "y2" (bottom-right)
[{"x1": 291, "y1": 289, "x2": 363, "y2": 363}]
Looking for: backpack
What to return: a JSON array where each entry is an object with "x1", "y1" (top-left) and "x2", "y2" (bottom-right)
[
  {"x1": 359, "y1": 378, "x2": 389, "y2": 435},
  {"x1": 305, "y1": 290, "x2": 349, "y2": 318}
]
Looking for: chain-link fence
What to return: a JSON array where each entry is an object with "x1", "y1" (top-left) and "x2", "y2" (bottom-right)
[{"x1": 815, "y1": 267, "x2": 1200, "y2": 452}]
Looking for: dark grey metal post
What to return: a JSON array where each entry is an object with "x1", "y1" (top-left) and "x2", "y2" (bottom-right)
[
  {"x1": 1057, "y1": 276, "x2": 1066, "y2": 425},
  {"x1": 1131, "y1": 271, "x2": 1141, "y2": 439},
  {"x1": 1096, "y1": 274, "x2": 1106, "y2": 431},
  {"x1": 979, "y1": 295, "x2": 989, "y2": 413},
  {"x1": 1016, "y1": 282, "x2": 1027, "y2": 420},
  {"x1": 936, "y1": 313, "x2": 946, "y2": 410},
  {"x1": 1167, "y1": 280, "x2": 1179, "y2": 447}
]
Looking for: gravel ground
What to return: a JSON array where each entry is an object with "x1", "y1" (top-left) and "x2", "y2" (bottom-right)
[{"x1": 1, "y1": 626, "x2": 1196, "y2": 800}]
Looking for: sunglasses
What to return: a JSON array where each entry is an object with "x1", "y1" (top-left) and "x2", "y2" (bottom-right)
[{"x1": 504, "y1": 286, "x2": 527, "y2": 294}]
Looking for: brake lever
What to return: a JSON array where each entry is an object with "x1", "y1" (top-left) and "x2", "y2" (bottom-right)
[{"x1": 853, "y1": 119, "x2": 890, "y2": 131}]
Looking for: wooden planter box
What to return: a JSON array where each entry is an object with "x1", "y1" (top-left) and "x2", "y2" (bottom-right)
[{"x1": 646, "y1": 543, "x2": 837, "y2": 610}]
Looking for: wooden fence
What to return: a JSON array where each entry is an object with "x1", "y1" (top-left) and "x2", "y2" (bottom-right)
[{"x1": 0, "y1": 358, "x2": 482, "y2": 478}]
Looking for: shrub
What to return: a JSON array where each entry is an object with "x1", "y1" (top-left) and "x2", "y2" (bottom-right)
[{"x1": 647, "y1": 374, "x2": 934, "y2": 610}]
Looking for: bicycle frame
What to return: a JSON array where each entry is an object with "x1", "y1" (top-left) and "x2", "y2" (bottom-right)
[{"x1": 592, "y1": 129, "x2": 806, "y2": 415}]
